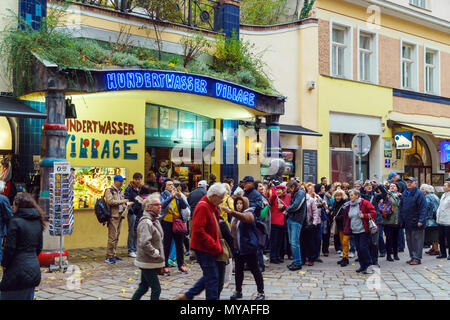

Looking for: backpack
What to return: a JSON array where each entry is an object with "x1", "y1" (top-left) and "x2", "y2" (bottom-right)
[
  {"x1": 94, "y1": 188, "x2": 114, "y2": 224},
  {"x1": 254, "y1": 219, "x2": 269, "y2": 249}
]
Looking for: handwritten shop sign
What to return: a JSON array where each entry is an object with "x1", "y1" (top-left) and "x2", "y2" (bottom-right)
[
  {"x1": 104, "y1": 71, "x2": 257, "y2": 108},
  {"x1": 66, "y1": 119, "x2": 138, "y2": 160}
]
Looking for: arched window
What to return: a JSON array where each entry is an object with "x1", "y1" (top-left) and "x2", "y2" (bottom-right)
[{"x1": 405, "y1": 136, "x2": 431, "y2": 167}]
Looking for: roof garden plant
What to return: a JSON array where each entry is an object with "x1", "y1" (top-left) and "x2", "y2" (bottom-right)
[{"x1": 0, "y1": 4, "x2": 279, "y2": 97}]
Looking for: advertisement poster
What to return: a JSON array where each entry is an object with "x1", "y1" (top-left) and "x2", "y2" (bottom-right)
[{"x1": 73, "y1": 167, "x2": 126, "y2": 209}]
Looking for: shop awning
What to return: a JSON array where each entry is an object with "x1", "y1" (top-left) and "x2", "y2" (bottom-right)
[
  {"x1": 0, "y1": 96, "x2": 47, "y2": 119},
  {"x1": 279, "y1": 124, "x2": 322, "y2": 136},
  {"x1": 387, "y1": 112, "x2": 450, "y2": 139}
]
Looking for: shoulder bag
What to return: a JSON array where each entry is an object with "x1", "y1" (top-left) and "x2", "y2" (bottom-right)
[{"x1": 212, "y1": 211, "x2": 232, "y2": 263}]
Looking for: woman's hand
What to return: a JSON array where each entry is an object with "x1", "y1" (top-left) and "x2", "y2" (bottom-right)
[
  {"x1": 220, "y1": 206, "x2": 232, "y2": 214},
  {"x1": 359, "y1": 213, "x2": 365, "y2": 219}
]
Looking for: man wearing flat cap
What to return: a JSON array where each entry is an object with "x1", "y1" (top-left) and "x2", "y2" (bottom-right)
[{"x1": 399, "y1": 176, "x2": 427, "y2": 265}]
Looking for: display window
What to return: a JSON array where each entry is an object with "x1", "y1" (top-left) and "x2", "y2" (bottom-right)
[{"x1": 73, "y1": 166, "x2": 127, "y2": 209}]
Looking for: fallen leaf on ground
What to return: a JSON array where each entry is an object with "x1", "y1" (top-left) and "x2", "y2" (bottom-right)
[
  {"x1": 98, "y1": 297, "x2": 102, "y2": 300},
  {"x1": 128, "y1": 278, "x2": 135, "y2": 281},
  {"x1": 298, "y1": 271, "x2": 307, "y2": 275},
  {"x1": 121, "y1": 289, "x2": 126, "y2": 293},
  {"x1": 48, "y1": 276, "x2": 56, "y2": 280},
  {"x1": 81, "y1": 256, "x2": 87, "y2": 259}
]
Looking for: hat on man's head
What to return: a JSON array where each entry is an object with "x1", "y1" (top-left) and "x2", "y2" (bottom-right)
[
  {"x1": 405, "y1": 176, "x2": 416, "y2": 182},
  {"x1": 240, "y1": 176, "x2": 254, "y2": 183},
  {"x1": 387, "y1": 172, "x2": 398, "y2": 180},
  {"x1": 114, "y1": 175, "x2": 125, "y2": 182},
  {"x1": 276, "y1": 184, "x2": 286, "y2": 190},
  {"x1": 198, "y1": 180, "x2": 208, "y2": 188}
]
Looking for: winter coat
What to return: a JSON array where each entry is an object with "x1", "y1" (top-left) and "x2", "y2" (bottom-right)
[
  {"x1": 0, "y1": 194, "x2": 13, "y2": 237},
  {"x1": 399, "y1": 187, "x2": 427, "y2": 230},
  {"x1": 134, "y1": 211, "x2": 165, "y2": 269},
  {"x1": 424, "y1": 193, "x2": 440, "y2": 228},
  {"x1": 132, "y1": 194, "x2": 150, "y2": 233},
  {"x1": 124, "y1": 182, "x2": 140, "y2": 215},
  {"x1": 343, "y1": 199, "x2": 377, "y2": 236},
  {"x1": 268, "y1": 189, "x2": 291, "y2": 226},
  {"x1": 436, "y1": 192, "x2": 450, "y2": 226},
  {"x1": 231, "y1": 207, "x2": 259, "y2": 256},
  {"x1": 305, "y1": 194, "x2": 321, "y2": 225},
  {"x1": 189, "y1": 195, "x2": 223, "y2": 256},
  {"x1": 286, "y1": 187, "x2": 307, "y2": 224},
  {"x1": 243, "y1": 187, "x2": 264, "y2": 219},
  {"x1": 187, "y1": 187, "x2": 207, "y2": 214},
  {"x1": 332, "y1": 199, "x2": 348, "y2": 231},
  {"x1": 0, "y1": 208, "x2": 43, "y2": 291},
  {"x1": 382, "y1": 192, "x2": 401, "y2": 226}
]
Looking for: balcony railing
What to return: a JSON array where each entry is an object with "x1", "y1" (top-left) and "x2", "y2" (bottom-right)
[{"x1": 69, "y1": 0, "x2": 220, "y2": 32}]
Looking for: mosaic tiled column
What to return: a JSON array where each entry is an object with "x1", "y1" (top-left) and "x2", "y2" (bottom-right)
[
  {"x1": 19, "y1": 0, "x2": 46, "y2": 30},
  {"x1": 40, "y1": 85, "x2": 67, "y2": 253},
  {"x1": 215, "y1": 0, "x2": 240, "y2": 39}
]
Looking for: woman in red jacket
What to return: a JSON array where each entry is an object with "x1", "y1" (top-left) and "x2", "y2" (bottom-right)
[
  {"x1": 343, "y1": 189, "x2": 377, "y2": 274},
  {"x1": 268, "y1": 185, "x2": 291, "y2": 264}
]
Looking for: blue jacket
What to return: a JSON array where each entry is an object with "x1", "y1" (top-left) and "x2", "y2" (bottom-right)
[
  {"x1": 160, "y1": 190, "x2": 188, "y2": 221},
  {"x1": 0, "y1": 194, "x2": 13, "y2": 237},
  {"x1": 244, "y1": 187, "x2": 264, "y2": 219},
  {"x1": 286, "y1": 187, "x2": 307, "y2": 224},
  {"x1": 425, "y1": 193, "x2": 440, "y2": 228},
  {"x1": 233, "y1": 207, "x2": 259, "y2": 256},
  {"x1": 399, "y1": 187, "x2": 427, "y2": 230}
]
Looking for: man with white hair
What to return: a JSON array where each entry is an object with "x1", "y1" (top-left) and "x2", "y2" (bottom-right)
[
  {"x1": 0, "y1": 180, "x2": 13, "y2": 262},
  {"x1": 177, "y1": 183, "x2": 227, "y2": 300}
]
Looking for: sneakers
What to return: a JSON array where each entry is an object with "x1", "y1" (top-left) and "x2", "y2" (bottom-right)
[
  {"x1": 349, "y1": 252, "x2": 355, "y2": 258},
  {"x1": 114, "y1": 256, "x2": 123, "y2": 261},
  {"x1": 168, "y1": 259, "x2": 178, "y2": 267},
  {"x1": 105, "y1": 258, "x2": 115, "y2": 264},
  {"x1": 230, "y1": 292, "x2": 243, "y2": 300},
  {"x1": 162, "y1": 267, "x2": 170, "y2": 276},
  {"x1": 128, "y1": 252, "x2": 137, "y2": 258},
  {"x1": 308, "y1": 261, "x2": 314, "y2": 266},
  {"x1": 336, "y1": 250, "x2": 342, "y2": 255},
  {"x1": 436, "y1": 254, "x2": 447, "y2": 259},
  {"x1": 179, "y1": 265, "x2": 188, "y2": 274},
  {"x1": 255, "y1": 293, "x2": 265, "y2": 300},
  {"x1": 362, "y1": 269, "x2": 373, "y2": 275},
  {"x1": 288, "y1": 263, "x2": 302, "y2": 271}
]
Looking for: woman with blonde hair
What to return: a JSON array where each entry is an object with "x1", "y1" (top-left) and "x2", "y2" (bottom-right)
[{"x1": 331, "y1": 189, "x2": 350, "y2": 267}]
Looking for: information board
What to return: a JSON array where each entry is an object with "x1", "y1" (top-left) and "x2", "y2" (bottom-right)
[{"x1": 302, "y1": 150, "x2": 318, "y2": 184}]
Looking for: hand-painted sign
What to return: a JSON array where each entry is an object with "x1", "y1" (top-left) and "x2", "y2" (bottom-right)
[
  {"x1": 394, "y1": 131, "x2": 412, "y2": 149},
  {"x1": 104, "y1": 71, "x2": 257, "y2": 108}
]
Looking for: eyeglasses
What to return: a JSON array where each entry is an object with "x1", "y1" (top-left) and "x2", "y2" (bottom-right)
[{"x1": 150, "y1": 203, "x2": 162, "y2": 207}]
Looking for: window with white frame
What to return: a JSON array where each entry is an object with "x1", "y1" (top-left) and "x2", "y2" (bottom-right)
[
  {"x1": 425, "y1": 49, "x2": 439, "y2": 95},
  {"x1": 359, "y1": 32, "x2": 376, "y2": 83},
  {"x1": 410, "y1": 0, "x2": 427, "y2": 9},
  {"x1": 401, "y1": 42, "x2": 417, "y2": 90},
  {"x1": 331, "y1": 23, "x2": 352, "y2": 79}
]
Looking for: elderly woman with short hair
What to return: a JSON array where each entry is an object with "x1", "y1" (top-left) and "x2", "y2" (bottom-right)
[
  {"x1": 420, "y1": 184, "x2": 440, "y2": 256},
  {"x1": 343, "y1": 189, "x2": 377, "y2": 274}
]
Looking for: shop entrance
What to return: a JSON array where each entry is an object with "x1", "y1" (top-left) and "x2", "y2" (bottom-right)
[
  {"x1": 404, "y1": 135, "x2": 432, "y2": 185},
  {"x1": 144, "y1": 104, "x2": 215, "y2": 191}
]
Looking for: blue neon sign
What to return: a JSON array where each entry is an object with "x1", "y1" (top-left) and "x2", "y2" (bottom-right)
[
  {"x1": 441, "y1": 141, "x2": 450, "y2": 163},
  {"x1": 104, "y1": 70, "x2": 256, "y2": 108}
]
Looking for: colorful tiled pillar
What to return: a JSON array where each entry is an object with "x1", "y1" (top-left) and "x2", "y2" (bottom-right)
[
  {"x1": 263, "y1": 115, "x2": 285, "y2": 181},
  {"x1": 215, "y1": 0, "x2": 240, "y2": 38},
  {"x1": 19, "y1": 0, "x2": 46, "y2": 30}
]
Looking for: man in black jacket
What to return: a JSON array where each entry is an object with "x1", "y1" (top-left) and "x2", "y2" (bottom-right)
[
  {"x1": 187, "y1": 180, "x2": 208, "y2": 213},
  {"x1": 124, "y1": 172, "x2": 142, "y2": 258}
]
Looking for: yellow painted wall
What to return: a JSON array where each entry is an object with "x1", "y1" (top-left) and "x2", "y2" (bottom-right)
[{"x1": 317, "y1": 76, "x2": 393, "y2": 180}]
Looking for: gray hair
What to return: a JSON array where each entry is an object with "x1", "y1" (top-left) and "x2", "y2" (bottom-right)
[
  {"x1": 143, "y1": 192, "x2": 161, "y2": 208},
  {"x1": 0, "y1": 181, "x2": 5, "y2": 193},
  {"x1": 420, "y1": 184, "x2": 434, "y2": 194},
  {"x1": 349, "y1": 188, "x2": 361, "y2": 197},
  {"x1": 354, "y1": 180, "x2": 363, "y2": 186},
  {"x1": 207, "y1": 183, "x2": 227, "y2": 198}
]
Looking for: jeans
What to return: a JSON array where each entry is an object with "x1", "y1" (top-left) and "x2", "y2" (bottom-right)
[
  {"x1": 281, "y1": 223, "x2": 291, "y2": 259},
  {"x1": 131, "y1": 268, "x2": 161, "y2": 300},
  {"x1": 384, "y1": 225, "x2": 400, "y2": 256},
  {"x1": 315, "y1": 223, "x2": 322, "y2": 259},
  {"x1": 127, "y1": 214, "x2": 137, "y2": 253},
  {"x1": 217, "y1": 261, "x2": 226, "y2": 299},
  {"x1": 0, "y1": 288, "x2": 35, "y2": 300},
  {"x1": 287, "y1": 218, "x2": 302, "y2": 265},
  {"x1": 161, "y1": 220, "x2": 185, "y2": 268},
  {"x1": 350, "y1": 235, "x2": 356, "y2": 253},
  {"x1": 185, "y1": 249, "x2": 219, "y2": 300},
  {"x1": 378, "y1": 224, "x2": 387, "y2": 255},
  {"x1": 270, "y1": 224, "x2": 284, "y2": 261},
  {"x1": 398, "y1": 228, "x2": 405, "y2": 250},
  {"x1": 405, "y1": 228, "x2": 425, "y2": 261},
  {"x1": 438, "y1": 225, "x2": 450, "y2": 257},
  {"x1": 354, "y1": 232, "x2": 372, "y2": 270},
  {"x1": 234, "y1": 253, "x2": 264, "y2": 294}
]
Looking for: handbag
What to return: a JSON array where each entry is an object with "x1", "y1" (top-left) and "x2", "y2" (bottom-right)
[
  {"x1": 368, "y1": 215, "x2": 378, "y2": 234},
  {"x1": 212, "y1": 212, "x2": 232, "y2": 263},
  {"x1": 303, "y1": 215, "x2": 316, "y2": 231},
  {"x1": 172, "y1": 216, "x2": 188, "y2": 235}
]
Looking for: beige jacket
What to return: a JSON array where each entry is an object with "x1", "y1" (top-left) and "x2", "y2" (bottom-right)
[
  {"x1": 134, "y1": 211, "x2": 165, "y2": 269},
  {"x1": 104, "y1": 187, "x2": 125, "y2": 218}
]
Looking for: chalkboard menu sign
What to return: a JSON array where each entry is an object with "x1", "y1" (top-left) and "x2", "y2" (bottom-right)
[{"x1": 303, "y1": 150, "x2": 318, "y2": 183}]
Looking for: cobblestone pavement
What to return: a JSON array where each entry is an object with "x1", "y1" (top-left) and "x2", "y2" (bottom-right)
[{"x1": 13, "y1": 247, "x2": 450, "y2": 300}]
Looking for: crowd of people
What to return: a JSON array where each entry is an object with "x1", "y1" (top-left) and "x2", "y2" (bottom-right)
[
  {"x1": 104, "y1": 172, "x2": 450, "y2": 300},
  {"x1": 0, "y1": 172, "x2": 448, "y2": 300}
]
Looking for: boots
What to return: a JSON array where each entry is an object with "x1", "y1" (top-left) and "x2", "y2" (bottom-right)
[
  {"x1": 340, "y1": 258, "x2": 349, "y2": 267},
  {"x1": 386, "y1": 254, "x2": 394, "y2": 262},
  {"x1": 394, "y1": 253, "x2": 400, "y2": 260}
]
